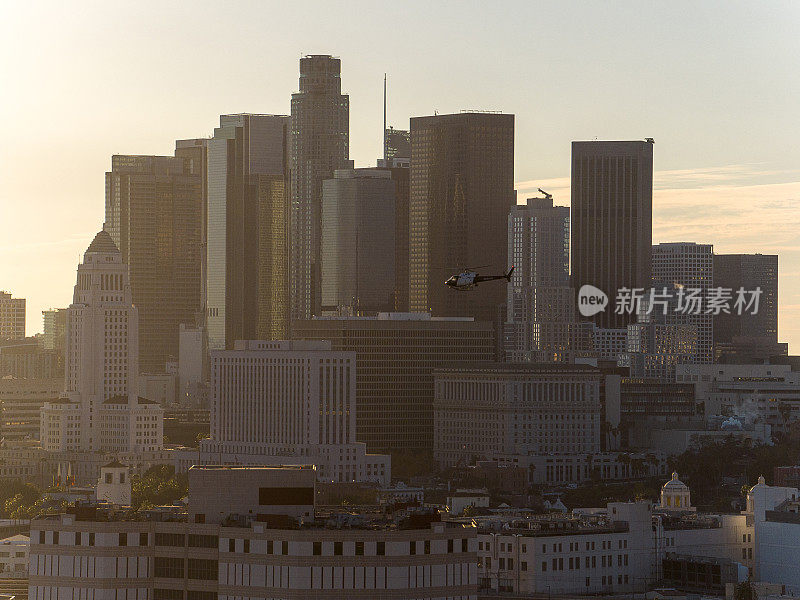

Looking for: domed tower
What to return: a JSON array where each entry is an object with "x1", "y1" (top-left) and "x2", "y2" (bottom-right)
[{"x1": 660, "y1": 472, "x2": 693, "y2": 511}]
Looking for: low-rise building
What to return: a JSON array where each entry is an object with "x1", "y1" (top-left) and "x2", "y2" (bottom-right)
[
  {"x1": 0, "y1": 533, "x2": 29, "y2": 577},
  {"x1": 0, "y1": 376, "x2": 62, "y2": 441},
  {"x1": 28, "y1": 465, "x2": 478, "y2": 599}
]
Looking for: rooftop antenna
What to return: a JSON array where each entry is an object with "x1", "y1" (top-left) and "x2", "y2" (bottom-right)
[{"x1": 383, "y1": 73, "x2": 387, "y2": 162}]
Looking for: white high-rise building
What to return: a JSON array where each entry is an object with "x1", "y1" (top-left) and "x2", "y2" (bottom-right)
[
  {"x1": 40, "y1": 231, "x2": 163, "y2": 453},
  {"x1": 652, "y1": 242, "x2": 714, "y2": 363},
  {"x1": 200, "y1": 340, "x2": 390, "y2": 484},
  {"x1": 505, "y1": 197, "x2": 588, "y2": 362}
]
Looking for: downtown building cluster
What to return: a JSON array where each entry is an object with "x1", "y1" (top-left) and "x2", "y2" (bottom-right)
[{"x1": 1, "y1": 52, "x2": 798, "y2": 599}]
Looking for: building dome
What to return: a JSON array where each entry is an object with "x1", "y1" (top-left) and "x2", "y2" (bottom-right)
[{"x1": 660, "y1": 472, "x2": 693, "y2": 510}]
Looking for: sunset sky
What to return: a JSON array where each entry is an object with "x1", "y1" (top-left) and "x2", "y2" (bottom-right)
[{"x1": 2, "y1": 1, "x2": 799, "y2": 349}]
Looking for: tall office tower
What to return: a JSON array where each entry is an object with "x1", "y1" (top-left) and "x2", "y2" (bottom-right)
[
  {"x1": 201, "y1": 340, "x2": 390, "y2": 484},
  {"x1": 409, "y1": 112, "x2": 515, "y2": 322},
  {"x1": 321, "y1": 168, "x2": 396, "y2": 314},
  {"x1": 290, "y1": 55, "x2": 350, "y2": 321},
  {"x1": 292, "y1": 313, "x2": 495, "y2": 455},
  {"x1": 41, "y1": 308, "x2": 67, "y2": 352},
  {"x1": 652, "y1": 242, "x2": 714, "y2": 362},
  {"x1": 206, "y1": 114, "x2": 290, "y2": 349},
  {"x1": 0, "y1": 292, "x2": 25, "y2": 340},
  {"x1": 384, "y1": 126, "x2": 410, "y2": 159},
  {"x1": 104, "y1": 154, "x2": 203, "y2": 373},
  {"x1": 505, "y1": 196, "x2": 588, "y2": 362},
  {"x1": 175, "y1": 138, "x2": 209, "y2": 323},
  {"x1": 713, "y1": 253, "x2": 780, "y2": 359},
  {"x1": 571, "y1": 140, "x2": 654, "y2": 329},
  {"x1": 40, "y1": 231, "x2": 162, "y2": 452},
  {"x1": 377, "y1": 157, "x2": 411, "y2": 311}
]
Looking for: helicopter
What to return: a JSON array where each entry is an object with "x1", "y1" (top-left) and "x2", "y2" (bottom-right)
[{"x1": 445, "y1": 266, "x2": 514, "y2": 291}]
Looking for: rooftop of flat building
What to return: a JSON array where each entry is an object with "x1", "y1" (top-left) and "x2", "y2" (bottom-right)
[
  {"x1": 33, "y1": 503, "x2": 465, "y2": 532},
  {"x1": 434, "y1": 362, "x2": 601, "y2": 374}
]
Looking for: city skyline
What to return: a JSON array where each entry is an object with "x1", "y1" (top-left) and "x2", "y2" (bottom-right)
[{"x1": 2, "y1": 2, "x2": 799, "y2": 350}]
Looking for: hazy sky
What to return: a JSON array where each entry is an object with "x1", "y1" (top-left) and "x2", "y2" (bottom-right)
[{"x1": 2, "y1": 1, "x2": 799, "y2": 349}]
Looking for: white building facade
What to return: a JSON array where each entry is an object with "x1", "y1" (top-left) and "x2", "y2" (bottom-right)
[
  {"x1": 200, "y1": 340, "x2": 390, "y2": 484},
  {"x1": 40, "y1": 230, "x2": 163, "y2": 453}
]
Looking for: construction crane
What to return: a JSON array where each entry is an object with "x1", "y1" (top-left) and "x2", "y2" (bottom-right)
[{"x1": 538, "y1": 188, "x2": 553, "y2": 200}]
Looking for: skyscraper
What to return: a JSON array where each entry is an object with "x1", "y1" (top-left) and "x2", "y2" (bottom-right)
[
  {"x1": 206, "y1": 114, "x2": 290, "y2": 349},
  {"x1": 40, "y1": 231, "x2": 162, "y2": 452},
  {"x1": 104, "y1": 154, "x2": 203, "y2": 373},
  {"x1": 41, "y1": 308, "x2": 67, "y2": 352},
  {"x1": 713, "y1": 253, "x2": 779, "y2": 355},
  {"x1": 0, "y1": 292, "x2": 25, "y2": 341},
  {"x1": 384, "y1": 126, "x2": 410, "y2": 160},
  {"x1": 290, "y1": 55, "x2": 350, "y2": 321},
  {"x1": 321, "y1": 168, "x2": 396, "y2": 315},
  {"x1": 504, "y1": 197, "x2": 586, "y2": 362},
  {"x1": 409, "y1": 112, "x2": 515, "y2": 322},
  {"x1": 652, "y1": 242, "x2": 714, "y2": 362},
  {"x1": 376, "y1": 157, "x2": 410, "y2": 311},
  {"x1": 571, "y1": 140, "x2": 654, "y2": 329}
]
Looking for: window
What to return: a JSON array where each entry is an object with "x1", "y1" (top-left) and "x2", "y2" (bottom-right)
[
  {"x1": 267, "y1": 540, "x2": 273, "y2": 554},
  {"x1": 154, "y1": 557, "x2": 184, "y2": 579},
  {"x1": 313, "y1": 541, "x2": 322, "y2": 556},
  {"x1": 243, "y1": 539, "x2": 250, "y2": 554},
  {"x1": 282, "y1": 541, "x2": 288, "y2": 555},
  {"x1": 89, "y1": 533, "x2": 94, "y2": 546},
  {"x1": 410, "y1": 541, "x2": 416, "y2": 555},
  {"x1": 542, "y1": 562, "x2": 547, "y2": 572},
  {"x1": 139, "y1": 533, "x2": 148, "y2": 547},
  {"x1": 155, "y1": 533, "x2": 185, "y2": 547},
  {"x1": 228, "y1": 538, "x2": 235, "y2": 553},
  {"x1": 448, "y1": 539, "x2": 454, "y2": 553},
  {"x1": 356, "y1": 541, "x2": 364, "y2": 556},
  {"x1": 377, "y1": 541, "x2": 385, "y2": 556},
  {"x1": 187, "y1": 592, "x2": 216, "y2": 600},
  {"x1": 522, "y1": 561, "x2": 527, "y2": 571},
  {"x1": 742, "y1": 548, "x2": 747, "y2": 559},
  {"x1": 499, "y1": 558, "x2": 505, "y2": 570},
  {"x1": 53, "y1": 532, "x2": 59, "y2": 545},
  {"x1": 153, "y1": 590, "x2": 182, "y2": 600},
  {"x1": 39, "y1": 531, "x2": 45, "y2": 544},
  {"x1": 522, "y1": 544, "x2": 527, "y2": 553},
  {"x1": 424, "y1": 540, "x2": 430, "y2": 554},
  {"x1": 334, "y1": 541, "x2": 343, "y2": 556},
  {"x1": 74, "y1": 532, "x2": 81, "y2": 546},
  {"x1": 188, "y1": 535, "x2": 217, "y2": 549},
  {"x1": 188, "y1": 558, "x2": 217, "y2": 580},
  {"x1": 462, "y1": 538, "x2": 468, "y2": 552},
  {"x1": 105, "y1": 473, "x2": 113, "y2": 484},
  {"x1": 508, "y1": 558, "x2": 514, "y2": 570}
]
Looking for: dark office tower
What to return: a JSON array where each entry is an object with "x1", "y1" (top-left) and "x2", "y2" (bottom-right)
[
  {"x1": 321, "y1": 169, "x2": 396, "y2": 315},
  {"x1": 384, "y1": 127, "x2": 410, "y2": 159},
  {"x1": 206, "y1": 114, "x2": 290, "y2": 350},
  {"x1": 409, "y1": 112, "x2": 515, "y2": 322},
  {"x1": 290, "y1": 55, "x2": 350, "y2": 321},
  {"x1": 104, "y1": 154, "x2": 203, "y2": 373},
  {"x1": 293, "y1": 313, "x2": 495, "y2": 455},
  {"x1": 175, "y1": 138, "x2": 208, "y2": 324},
  {"x1": 713, "y1": 254, "x2": 779, "y2": 356},
  {"x1": 571, "y1": 140, "x2": 654, "y2": 329},
  {"x1": 377, "y1": 157, "x2": 410, "y2": 311}
]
